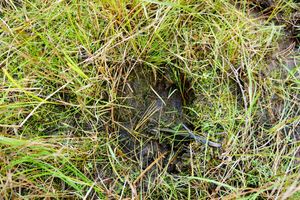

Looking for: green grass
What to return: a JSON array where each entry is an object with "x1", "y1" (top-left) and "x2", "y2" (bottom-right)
[{"x1": 0, "y1": 0, "x2": 300, "y2": 199}]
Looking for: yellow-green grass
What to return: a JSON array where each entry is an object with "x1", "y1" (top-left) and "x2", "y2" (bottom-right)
[{"x1": 0, "y1": 0, "x2": 299, "y2": 199}]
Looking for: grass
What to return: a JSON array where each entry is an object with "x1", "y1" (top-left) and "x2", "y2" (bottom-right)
[{"x1": 0, "y1": 0, "x2": 299, "y2": 199}]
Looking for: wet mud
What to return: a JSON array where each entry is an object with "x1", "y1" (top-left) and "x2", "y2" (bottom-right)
[{"x1": 116, "y1": 67, "x2": 197, "y2": 172}]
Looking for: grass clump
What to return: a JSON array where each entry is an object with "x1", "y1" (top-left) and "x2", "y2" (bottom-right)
[{"x1": 0, "y1": 0, "x2": 300, "y2": 199}]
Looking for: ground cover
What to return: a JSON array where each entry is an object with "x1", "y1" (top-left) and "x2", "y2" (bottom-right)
[{"x1": 0, "y1": 0, "x2": 299, "y2": 199}]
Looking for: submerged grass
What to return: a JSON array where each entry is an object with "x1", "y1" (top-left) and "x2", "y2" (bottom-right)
[{"x1": 0, "y1": 0, "x2": 299, "y2": 199}]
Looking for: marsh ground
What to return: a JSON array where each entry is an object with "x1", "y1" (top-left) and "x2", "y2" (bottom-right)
[{"x1": 0, "y1": 0, "x2": 300, "y2": 199}]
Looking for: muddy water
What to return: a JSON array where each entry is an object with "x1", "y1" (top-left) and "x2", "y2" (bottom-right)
[
  {"x1": 116, "y1": 67, "x2": 194, "y2": 170},
  {"x1": 118, "y1": 68, "x2": 184, "y2": 137}
]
